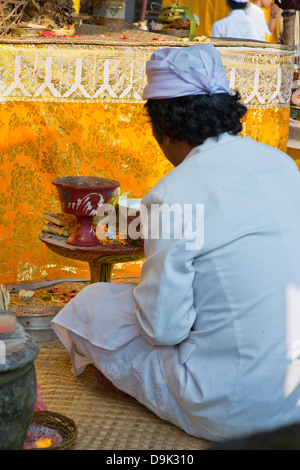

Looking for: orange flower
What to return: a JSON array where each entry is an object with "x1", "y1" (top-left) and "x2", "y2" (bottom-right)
[{"x1": 116, "y1": 236, "x2": 126, "y2": 245}]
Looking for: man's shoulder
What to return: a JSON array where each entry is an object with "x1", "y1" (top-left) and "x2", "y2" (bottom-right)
[
  {"x1": 214, "y1": 15, "x2": 228, "y2": 24},
  {"x1": 212, "y1": 18, "x2": 223, "y2": 28},
  {"x1": 142, "y1": 155, "x2": 201, "y2": 204},
  {"x1": 245, "y1": 2, "x2": 264, "y2": 18},
  {"x1": 240, "y1": 137, "x2": 299, "y2": 170},
  {"x1": 211, "y1": 16, "x2": 229, "y2": 36}
]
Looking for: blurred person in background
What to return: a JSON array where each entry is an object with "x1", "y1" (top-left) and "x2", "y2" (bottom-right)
[
  {"x1": 245, "y1": 0, "x2": 280, "y2": 41},
  {"x1": 211, "y1": 0, "x2": 258, "y2": 39}
]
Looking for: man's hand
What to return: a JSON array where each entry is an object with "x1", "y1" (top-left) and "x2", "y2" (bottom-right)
[{"x1": 271, "y1": 4, "x2": 280, "y2": 19}]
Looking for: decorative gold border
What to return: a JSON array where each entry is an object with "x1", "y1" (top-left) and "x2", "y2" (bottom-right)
[
  {"x1": 0, "y1": 38, "x2": 295, "y2": 106},
  {"x1": 0, "y1": 36, "x2": 296, "y2": 50}
]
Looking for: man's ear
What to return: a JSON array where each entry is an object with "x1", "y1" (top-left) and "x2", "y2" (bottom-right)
[
  {"x1": 156, "y1": 134, "x2": 173, "y2": 147},
  {"x1": 164, "y1": 136, "x2": 173, "y2": 146}
]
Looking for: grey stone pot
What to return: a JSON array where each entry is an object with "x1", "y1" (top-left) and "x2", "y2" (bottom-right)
[{"x1": 0, "y1": 311, "x2": 39, "y2": 450}]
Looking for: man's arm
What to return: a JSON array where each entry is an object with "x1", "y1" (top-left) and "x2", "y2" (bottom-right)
[
  {"x1": 268, "y1": 3, "x2": 280, "y2": 34},
  {"x1": 134, "y1": 190, "x2": 203, "y2": 346}
]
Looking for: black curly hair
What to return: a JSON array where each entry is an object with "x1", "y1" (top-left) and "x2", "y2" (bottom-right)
[
  {"x1": 144, "y1": 91, "x2": 247, "y2": 147},
  {"x1": 227, "y1": 0, "x2": 248, "y2": 9}
]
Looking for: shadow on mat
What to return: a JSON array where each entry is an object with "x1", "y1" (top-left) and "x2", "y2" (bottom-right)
[{"x1": 208, "y1": 423, "x2": 300, "y2": 450}]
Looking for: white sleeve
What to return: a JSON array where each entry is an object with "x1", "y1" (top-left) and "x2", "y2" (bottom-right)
[
  {"x1": 133, "y1": 190, "x2": 203, "y2": 346},
  {"x1": 211, "y1": 22, "x2": 221, "y2": 38}
]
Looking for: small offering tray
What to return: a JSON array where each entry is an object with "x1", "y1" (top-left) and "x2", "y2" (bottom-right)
[
  {"x1": 12, "y1": 305, "x2": 62, "y2": 342},
  {"x1": 23, "y1": 411, "x2": 78, "y2": 450},
  {"x1": 24, "y1": 424, "x2": 62, "y2": 449}
]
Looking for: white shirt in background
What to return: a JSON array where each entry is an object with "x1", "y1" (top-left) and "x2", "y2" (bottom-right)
[
  {"x1": 211, "y1": 9, "x2": 258, "y2": 40},
  {"x1": 245, "y1": 2, "x2": 272, "y2": 41}
]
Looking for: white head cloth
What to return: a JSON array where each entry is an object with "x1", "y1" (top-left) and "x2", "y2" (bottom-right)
[
  {"x1": 233, "y1": 0, "x2": 249, "y2": 2},
  {"x1": 143, "y1": 44, "x2": 231, "y2": 100}
]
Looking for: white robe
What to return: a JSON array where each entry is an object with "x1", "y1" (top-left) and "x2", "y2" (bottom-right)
[
  {"x1": 245, "y1": 2, "x2": 272, "y2": 41},
  {"x1": 211, "y1": 10, "x2": 258, "y2": 40},
  {"x1": 52, "y1": 133, "x2": 300, "y2": 442}
]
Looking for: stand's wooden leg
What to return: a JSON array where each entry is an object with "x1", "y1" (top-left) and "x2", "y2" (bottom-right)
[{"x1": 88, "y1": 261, "x2": 114, "y2": 283}]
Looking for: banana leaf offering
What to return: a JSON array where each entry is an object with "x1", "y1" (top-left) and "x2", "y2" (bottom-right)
[{"x1": 157, "y1": 3, "x2": 198, "y2": 37}]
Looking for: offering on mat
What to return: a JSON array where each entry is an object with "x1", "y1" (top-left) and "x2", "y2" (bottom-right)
[
  {"x1": 11, "y1": 20, "x2": 75, "y2": 37},
  {"x1": 12, "y1": 286, "x2": 80, "y2": 307},
  {"x1": 23, "y1": 425, "x2": 62, "y2": 449},
  {"x1": 11, "y1": 0, "x2": 76, "y2": 37},
  {"x1": 150, "y1": 2, "x2": 198, "y2": 37}
]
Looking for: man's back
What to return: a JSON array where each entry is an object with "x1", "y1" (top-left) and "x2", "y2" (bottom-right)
[
  {"x1": 211, "y1": 9, "x2": 258, "y2": 39},
  {"x1": 149, "y1": 133, "x2": 300, "y2": 440}
]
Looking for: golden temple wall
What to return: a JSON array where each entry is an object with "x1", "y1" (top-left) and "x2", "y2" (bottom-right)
[{"x1": 0, "y1": 38, "x2": 295, "y2": 284}]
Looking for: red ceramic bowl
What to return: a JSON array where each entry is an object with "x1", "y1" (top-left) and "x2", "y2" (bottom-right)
[{"x1": 52, "y1": 176, "x2": 120, "y2": 246}]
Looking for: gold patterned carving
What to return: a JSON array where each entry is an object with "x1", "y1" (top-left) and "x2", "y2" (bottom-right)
[
  {"x1": 221, "y1": 49, "x2": 295, "y2": 108},
  {"x1": 0, "y1": 43, "x2": 295, "y2": 108}
]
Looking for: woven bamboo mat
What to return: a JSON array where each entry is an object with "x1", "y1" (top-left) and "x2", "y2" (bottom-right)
[
  {"x1": 34, "y1": 339, "x2": 211, "y2": 450},
  {"x1": 0, "y1": 22, "x2": 292, "y2": 49}
]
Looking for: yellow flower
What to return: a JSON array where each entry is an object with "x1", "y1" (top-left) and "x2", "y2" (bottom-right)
[{"x1": 95, "y1": 223, "x2": 107, "y2": 241}]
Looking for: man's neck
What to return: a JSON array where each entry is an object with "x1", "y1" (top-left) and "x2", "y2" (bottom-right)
[{"x1": 253, "y1": 0, "x2": 263, "y2": 7}]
